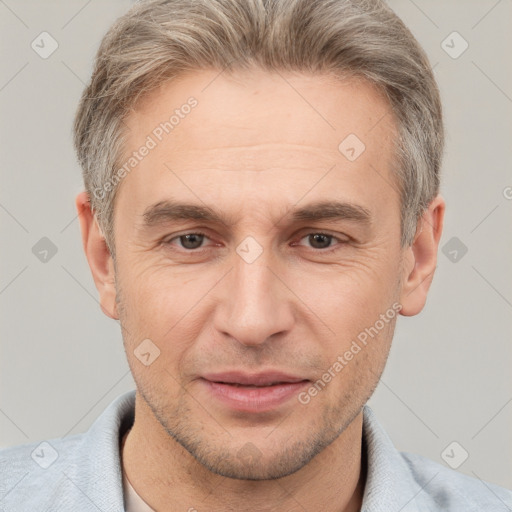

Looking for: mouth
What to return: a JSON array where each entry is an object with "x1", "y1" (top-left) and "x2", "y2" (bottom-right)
[
  {"x1": 199, "y1": 371, "x2": 310, "y2": 412},
  {"x1": 202, "y1": 370, "x2": 309, "y2": 387},
  {"x1": 214, "y1": 382, "x2": 296, "y2": 387}
]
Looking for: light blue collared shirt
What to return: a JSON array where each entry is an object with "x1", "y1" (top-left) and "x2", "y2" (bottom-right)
[{"x1": 1, "y1": 390, "x2": 511, "y2": 511}]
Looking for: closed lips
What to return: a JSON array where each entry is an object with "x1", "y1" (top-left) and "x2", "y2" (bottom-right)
[
  {"x1": 214, "y1": 381, "x2": 302, "y2": 387},
  {"x1": 201, "y1": 372, "x2": 309, "y2": 387}
]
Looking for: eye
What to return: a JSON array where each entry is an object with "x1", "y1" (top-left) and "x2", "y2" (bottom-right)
[
  {"x1": 164, "y1": 232, "x2": 210, "y2": 250},
  {"x1": 295, "y1": 232, "x2": 348, "y2": 251},
  {"x1": 162, "y1": 231, "x2": 349, "y2": 253}
]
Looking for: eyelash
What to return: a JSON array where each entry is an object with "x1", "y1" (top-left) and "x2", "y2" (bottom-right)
[{"x1": 163, "y1": 231, "x2": 349, "y2": 253}]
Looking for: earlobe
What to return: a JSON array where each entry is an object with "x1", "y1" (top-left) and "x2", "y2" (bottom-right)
[
  {"x1": 75, "y1": 191, "x2": 119, "y2": 320},
  {"x1": 399, "y1": 195, "x2": 445, "y2": 317}
]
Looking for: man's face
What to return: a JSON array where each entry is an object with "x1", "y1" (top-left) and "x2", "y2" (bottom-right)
[{"x1": 113, "y1": 68, "x2": 406, "y2": 479}]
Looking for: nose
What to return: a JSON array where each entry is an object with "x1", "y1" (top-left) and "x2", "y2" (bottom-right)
[{"x1": 212, "y1": 248, "x2": 295, "y2": 347}]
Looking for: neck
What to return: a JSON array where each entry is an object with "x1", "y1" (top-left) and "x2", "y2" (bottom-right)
[{"x1": 122, "y1": 391, "x2": 366, "y2": 512}]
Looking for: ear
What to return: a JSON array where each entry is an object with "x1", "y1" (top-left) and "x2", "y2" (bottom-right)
[
  {"x1": 75, "y1": 191, "x2": 119, "y2": 319},
  {"x1": 399, "y1": 194, "x2": 445, "y2": 316}
]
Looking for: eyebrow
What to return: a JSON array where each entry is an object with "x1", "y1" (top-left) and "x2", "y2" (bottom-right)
[{"x1": 141, "y1": 199, "x2": 373, "y2": 229}]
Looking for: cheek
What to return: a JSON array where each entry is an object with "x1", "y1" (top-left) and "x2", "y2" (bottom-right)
[
  {"x1": 289, "y1": 255, "x2": 399, "y2": 326},
  {"x1": 117, "y1": 257, "x2": 198, "y2": 328},
  {"x1": 118, "y1": 276, "x2": 193, "y2": 403},
  {"x1": 116, "y1": 262, "x2": 212, "y2": 376},
  {"x1": 288, "y1": 255, "x2": 400, "y2": 387},
  {"x1": 307, "y1": 312, "x2": 396, "y2": 410}
]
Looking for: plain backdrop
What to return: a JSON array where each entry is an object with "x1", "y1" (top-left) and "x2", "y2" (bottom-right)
[{"x1": 1, "y1": 0, "x2": 511, "y2": 490}]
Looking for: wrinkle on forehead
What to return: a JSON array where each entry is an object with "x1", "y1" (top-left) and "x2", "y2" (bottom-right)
[{"x1": 116, "y1": 69, "x2": 401, "y2": 238}]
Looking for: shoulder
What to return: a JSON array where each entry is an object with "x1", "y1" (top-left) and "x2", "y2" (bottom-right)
[
  {"x1": 0, "y1": 433, "x2": 85, "y2": 508},
  {"x1": 401, "y1": 450, "x2": 512, "y2": 511},
  {"x1": 0, "y1": 390, "x2": 135, "y2": 511},
  {"x1": 361, "y1": 405, "x2": 512, "y2": 511}
]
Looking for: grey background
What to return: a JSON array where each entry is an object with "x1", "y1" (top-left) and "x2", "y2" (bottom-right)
[{"x1": 1, "y1": 0, "x2": 511, "y2": 490}]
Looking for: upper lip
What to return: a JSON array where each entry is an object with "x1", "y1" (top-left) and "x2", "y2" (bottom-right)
[{"x1": 201, "y1": 371, "x2": 309, "y2": 386}]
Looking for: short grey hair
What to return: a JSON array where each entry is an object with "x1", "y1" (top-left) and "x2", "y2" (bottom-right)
[{"x1": 73, "y1": 0, "x2": 443, "y2": 258}]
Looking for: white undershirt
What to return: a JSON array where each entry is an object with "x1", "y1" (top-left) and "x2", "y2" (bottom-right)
[{"x1": 123, "y1": 472, "x2": 155, "y2": 512}]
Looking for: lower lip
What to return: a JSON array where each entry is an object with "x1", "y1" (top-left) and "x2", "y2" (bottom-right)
[{"x1": 200, "y1": 379, "x2": 309, "y2": 412}]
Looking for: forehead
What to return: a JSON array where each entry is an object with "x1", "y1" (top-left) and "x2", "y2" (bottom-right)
[
  {"x1": 117, "y1": 68, "x2": 399, "y2": 226},
  {"x1": 127, "y1": 67, "x2": 395, "y2": 155}
]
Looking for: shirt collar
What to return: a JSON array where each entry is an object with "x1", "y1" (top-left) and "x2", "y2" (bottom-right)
[
  {"x1": 63, "y1": 390, "x2": 136, "y2": 511},
  {"x1": 361, "y1": 405, "x2": 434, "y2": 512}
]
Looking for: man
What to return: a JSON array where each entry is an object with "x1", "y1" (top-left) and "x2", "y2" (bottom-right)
[{"x1": 1, "y1": 0, "x2": 511, "y2": 510}]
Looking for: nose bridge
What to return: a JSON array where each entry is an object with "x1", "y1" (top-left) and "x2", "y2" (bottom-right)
[{"x1": 214, "y1": 244, "x2": 294, "y2": 346}]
